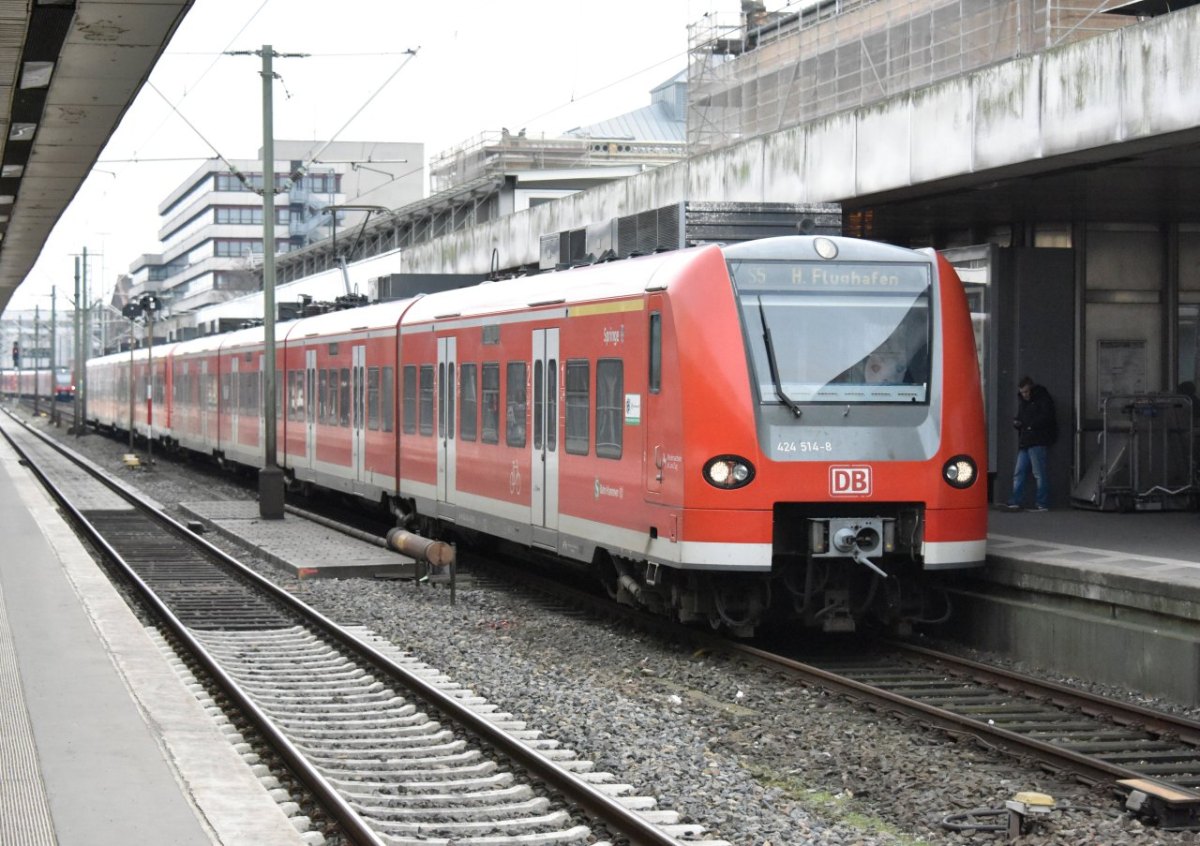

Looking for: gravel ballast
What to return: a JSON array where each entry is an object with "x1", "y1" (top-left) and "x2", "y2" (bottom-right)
[{"x1": 16, "y1": 409, "x2": 1200, "y2": 846}]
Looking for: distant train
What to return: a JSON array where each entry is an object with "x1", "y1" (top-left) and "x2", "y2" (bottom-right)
[
  {"x1": 1, "y1": 367, "x2": 75, "y2": 402},
  {"x1": 85, "y1": 236, "x2": 987, "y2": 635}
]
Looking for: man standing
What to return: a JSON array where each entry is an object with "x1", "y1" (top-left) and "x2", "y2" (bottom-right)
[{"x1": 1004, "y1": 376, "x2": 1057, "y2": 512}]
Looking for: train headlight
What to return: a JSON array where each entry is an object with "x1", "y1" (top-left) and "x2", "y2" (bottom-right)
[
  {"x1": 942, "y1": 455, "x2": 977, "y2": 489},
  {"x1": 704, "y1": 455, "x2": 755, "y2": 489}
]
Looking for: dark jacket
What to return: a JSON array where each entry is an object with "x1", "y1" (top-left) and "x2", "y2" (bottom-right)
[{"x1": 1015, "y1": 384, "x2": 1056, "y2": 448}]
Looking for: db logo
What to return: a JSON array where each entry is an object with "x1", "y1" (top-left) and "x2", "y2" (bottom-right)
[{"x1": 830, "y1": 465, "x2": 872, "y2": 496}]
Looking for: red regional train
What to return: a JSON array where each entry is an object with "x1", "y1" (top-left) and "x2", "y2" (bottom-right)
[
  {"x1": 1, "y1": 367, "x2": 75, "y2": 402},
  {"x1": 86, "y1": 236, "x2": 987, "y2": 634}
]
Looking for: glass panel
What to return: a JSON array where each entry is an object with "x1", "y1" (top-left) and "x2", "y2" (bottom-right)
[
  {"x1": 460, "y1": 364, "x2": 477, "y2": 441},
  {"x1": 402, "y1": 365, "x2": 416, "y2": 434},
  {"x1": 596, "y1": 359, "x2": 623, "y2": 459},
  {"x1": 565, "y1": 359, "x2": 589, "y2": 455},
  {"x1": 731, "y1": 260, "x2": 932, "y2": 404},
  {"x1": 367, "y1": 367, "x2": 380, "y2": 430},
  {"x1": 419, "y1": 365, "x2": 434, "y2": 435},
  {"x1": 481, "y1": 363, "x2": 499, "y2": 444},
  {"x1": 547, "y1": 359, "x2": 557, "y2": 452},
  {"x1": 382, "y1": 367, "x2": 394, "y2": 432},
  {"x1": 507, "y1": 362, "x2": 527, "y2": 447},
  {"x1": 534, "y1": 360, "x2": 544, "y2": 450}
]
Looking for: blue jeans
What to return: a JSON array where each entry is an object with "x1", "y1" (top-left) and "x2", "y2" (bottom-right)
[{"x1": 1009, "y1": 445, "x2": 1049, "y2": 509}]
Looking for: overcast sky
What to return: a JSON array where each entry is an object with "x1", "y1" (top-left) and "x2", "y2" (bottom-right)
[{"x1": 5, "y1": 0, "x2": 782, "y2": 313}]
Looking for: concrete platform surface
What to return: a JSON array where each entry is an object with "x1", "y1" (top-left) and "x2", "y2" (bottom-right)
[
  {"x1": 0, "y1": 436, "x2": 308, "y2": 846},
  {"x1": 180, "y1": 500, "x2": 415, "y2": 579}
]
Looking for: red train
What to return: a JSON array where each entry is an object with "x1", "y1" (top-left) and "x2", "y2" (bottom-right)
[
  {"x1": 1, "y1": 367, "x2": 75, "y2": 402},
  {"x1": 86, "y1": 236, "x2": 987, "y2": 634}
]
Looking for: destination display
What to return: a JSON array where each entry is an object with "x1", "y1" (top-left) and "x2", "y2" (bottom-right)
[{"x1": 729, "y1": 261, "x2": 929, "y2": 294}]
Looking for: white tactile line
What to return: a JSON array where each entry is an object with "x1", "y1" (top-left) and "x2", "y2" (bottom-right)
[{"x1": 0, "y1": 578, "x2": 56, "y2": 846}]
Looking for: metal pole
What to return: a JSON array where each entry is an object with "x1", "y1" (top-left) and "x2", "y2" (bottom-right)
[
  {"x1": 80, "y1": 246, "x2": 89, "y2": 430},
  {"x1": 33, "y1": 305, "x2": 40, "y2": 417},
  {"x1": 147, "y1": 306, "x2": 154, "y2": 468},
  {"x1": 73, "y1": 257, "x2": 81, "y2": 434},
  {"x1": 51, "y1": 286, "x2": 58, "y2": 425},
  {"x1": 259, "y1": 44, "x2": 284, "y2": 518},
  {"x1": 129, "y1": 322, "x2": 135, "y2": 451}
]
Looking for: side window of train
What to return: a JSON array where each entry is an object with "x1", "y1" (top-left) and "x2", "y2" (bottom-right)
[
  {"x1": 506, "y1": 362, "x2": 527, "y2": 447},
  {"x1": 339, "y1": 368, "x2": 351, "y2": 427},
  {"x1": 481, "y1": 362, "x2": 500, "y2": 444},
  {"x1": 460, "y1": 364, "x2": 477, "y2": 441},
  {"x1": 402, "y1": 365, "x2": 416, "y2": 434},
  {"x1": 565, "y1": 359, "x2": 589, "y2": 455},
  {"x1": 418, "y1": 364, "x2": 434, "y2": 436},
  {"x1": 319, "y1": 370, "x2": 329, "y2": 424},
  {"x1": 367, "y1": 367, "x2": 381, "y2": 431},
  {"x1": 382, "y1": 367, "x2": 394, "y2": 433},
  {"x1": 649, "y1": 312, "x2": 662, "y2": 394},
  {"x1": 596, "y1": 359, "x2": 624, "y2": 460}
]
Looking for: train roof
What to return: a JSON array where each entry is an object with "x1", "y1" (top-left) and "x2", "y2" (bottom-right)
[
  {"x1": 401, "y1": 246, "x2": 715, "y2": 325},
  {"x1": 284, "y1": 298, "x2": 412, "y2": 340}
]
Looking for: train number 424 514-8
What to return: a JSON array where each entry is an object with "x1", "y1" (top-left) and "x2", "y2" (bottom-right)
[{"x1": 777, "y1": 440, "x2": 832, "y2": 453}]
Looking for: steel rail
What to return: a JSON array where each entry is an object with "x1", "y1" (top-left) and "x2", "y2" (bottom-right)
[{"x1": 0, "y1": 411, "x2": 685, "y2": 846}]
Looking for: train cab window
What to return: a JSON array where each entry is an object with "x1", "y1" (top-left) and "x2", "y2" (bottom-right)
[
  {"x1": 565, "y1": 359, "x2": 589, "y2": 455},
  {"x1": 418, "y1": 364, "x2": 434, "y2": 435},
  {"x1": 506, "y1": 362, "x2": 526, "y2": 447},
  {"x1": 367, "y1": 367, "x2": 380, "y2": 430},
  {"x1": 340, "y1": 368, "x2": 351, "y2": 427},
  {"x1": 649, "y1": 312, "x2": 662, "y2": 394},
  {"x1": 382, "y1": 367, "x2": 394, "y2": 432},
  {"x1": 402, "y1": 365, "x2": 416, "y2": 434},
  {"x1": 481, "y1": 363, "x2": 500, "y2": 444},
  {"x1": 596, "y1": 359, "x2": 624, "y2": 459},
  {"x1": 319, "y1": 370, "x2": 329, "y2": 424},
  {"x1": 460, "y1": 363, "x2": 477, "y2": 441}
]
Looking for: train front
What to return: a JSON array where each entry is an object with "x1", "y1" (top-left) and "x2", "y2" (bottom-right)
[{"x1": 720, "y1": 235, "x2": 987, "y2": 633}]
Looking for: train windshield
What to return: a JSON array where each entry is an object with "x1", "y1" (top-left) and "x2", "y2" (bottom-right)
[{"x1": 730, "y1": 260, "x2": 931, "y2": 404}]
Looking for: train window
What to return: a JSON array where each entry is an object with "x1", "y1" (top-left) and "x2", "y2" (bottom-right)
[
  {"x1": 481, "y1": 363, "x2": 499, "y2": 444},
  {"x1": 460, "y1": 364, "x2": 477, "y2": 441},
  {"x1": 382, "y1": 367, "x2": 394, "y2": 432},
  {"x1": 596, "y1": 359, "x2": 624, "y2": 459},
  {"x1": 353, "y1": 366, "x2": 364, "y2": 430},
  {"x1": 547, "y1": 359, "x2": 557, "y2": 452},
  {"x1": 447, "y1": 363, "x2": 456, "y2": 440},
  {"x1": 565, "y1": 359, "x2": 589, "y2": 455},
  {"x1": 533, "y1": 361, "x2": 543, "y2": 449},
  {"x1": 506, "y1": 362, "x2": 527, "y2": 447},
  {"x1": 340, "y1": 368, "x2": 351, "y2": 427},
  {"x1": 306, "y1": 368, "x2": 315, "y2": 423},
  {"x1": 437, "y1": 362, "x2": 445, "y2": 438},
  {"x1": 367, "y1": 367, "x2": 380, "y2": 430},
  {"x1": 319, "y1": 370, "x2": 329, "y2": 424},
  {"x1": 418, "y1": 365, "x2": 434, "y2": 435},
  {"x1": 649, "y1": 312, "x2": 662, "y2": 394},
  {"x1": 402, "y1": 366, "x2": 416, "y2": 434}
]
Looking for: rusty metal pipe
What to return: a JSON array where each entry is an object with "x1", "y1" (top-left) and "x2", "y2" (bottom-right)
[{"x1": 386, "y1": 527, "x2": 455, "y2": 568}]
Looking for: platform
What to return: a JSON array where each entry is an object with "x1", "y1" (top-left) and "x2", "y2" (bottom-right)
[
  {"x1": 0, "y1": 435, "x2": 308, "y2": 846},
  {"x1": 179, "y1": 500, "x2": 415, "y2": 579},
  {"x1": 942, "y1": 505, "x2": 1200, "y2": 707}
]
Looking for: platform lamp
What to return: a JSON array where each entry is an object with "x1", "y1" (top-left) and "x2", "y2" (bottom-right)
[{"x1": 121, "y1": 299, "x2": 143, "y2": 452}]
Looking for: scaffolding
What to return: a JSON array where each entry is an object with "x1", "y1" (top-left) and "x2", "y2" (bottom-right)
[{"x1": 687, "y1": 0, "x2": 1138, "y2": 155}]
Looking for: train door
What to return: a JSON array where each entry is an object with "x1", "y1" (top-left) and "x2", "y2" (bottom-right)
[
  {"x1": 644, "y1": 296, "x2": 670, "y2": 502},
  {"x1": 305, "y1": 348, "x2": 317, "y2": 470},
  {"x1": 352, "y1": 344, "x2": 366, "y2": 484},
  {"x1": 531, "y1": 328, "x2": 559, "y2": 539},
  {"x1": 437, "y1": 337, "x2": 456, "y2": 506}
]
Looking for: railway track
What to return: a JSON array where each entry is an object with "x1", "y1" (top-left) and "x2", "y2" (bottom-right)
[
  {"x1": 0, "y1": 411, "x2": 726, "y2": 846},
  {"x1": 472, "y1": 557, "x2": 1200, "y2": 831}
]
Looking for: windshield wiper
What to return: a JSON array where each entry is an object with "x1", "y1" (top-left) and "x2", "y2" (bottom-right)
[{"x1": 757, "y1": 297, "x2": 802, "y2": 418}]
